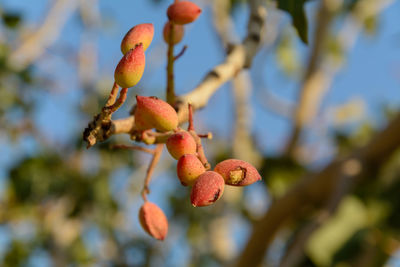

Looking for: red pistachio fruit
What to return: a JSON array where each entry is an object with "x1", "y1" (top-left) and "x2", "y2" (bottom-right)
[
  {"x1": 134, "y1": 95, "x2": 178, "y2": 132},
  {"x1": 177, "y1": 154, "x2": 206, "y2": 186},
  {"x1": 114, "y1": 44, "x2": 145, "y2": 88},
  {"x1": 214, "y1": 159, "x2": 261, "y2": 186},
  {"x1": 190, "y1": 171, "x2": 224, "y2": 207},
  {"x1": 139, "y1": 202, "x2": 168, "y2": 240},
  {"x1": 121, "y1": 23, "x2": 154, "y2": 54},
  {"x1": 166, "y1": 131, "x2": 197, "y2": 160},
  {"x1": 167, "y1": 1, "x2": 202, "y2": 25},
  {"x1": 163, "y1": 21, "x2": 184, "y2": 45}
]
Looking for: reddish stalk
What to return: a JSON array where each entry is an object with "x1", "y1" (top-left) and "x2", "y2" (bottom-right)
[
  {"x1": 187, "y1": 103, "x2": 210, "y2": 169},
  {"x1": 105, "y1": 82, "x2": 120, "y2": 107},
  {"x1": 166, "y1": 21, "x2": 176, "y2": 104},
  {"x1": 104, "y1": 87, "x2": 128, "y2": 114},
  {"x1": 190, "y1": 131, "x2": 211, "y2": 170},
  {"x1": 141, "y1": 144, "x2": 164, "y2": 201},
  {"x1": 188, "y1": 103, "x2": 195, "y2": 131}
]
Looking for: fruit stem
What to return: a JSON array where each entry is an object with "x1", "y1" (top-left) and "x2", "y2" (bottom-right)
[
  {"x1": 105, "y1": 82, "x2": 120, "y2": 107},
  {"x1": 103, "y1": 87, "x2": 128, "y2": 114},
  {"x1": 187, "y1": 103, "x2": 210, "y2": 169},
  {"x1": 166, "y1": 21, "x2": 176, "y2": 105},
  {"x1": 141, "y1": 143, "x2": 164, "y2": 201},
  {"x1": 189, "y1": 130, "x2": 211, "y2": 170}
]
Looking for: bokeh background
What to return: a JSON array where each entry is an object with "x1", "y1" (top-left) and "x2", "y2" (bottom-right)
[{"x1": 1, "y1": 0, "x2": 400, "y2": 266}]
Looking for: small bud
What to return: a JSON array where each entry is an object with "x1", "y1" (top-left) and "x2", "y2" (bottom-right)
[
  {"x1": 190, "y1": 171, "x2": 224, "y2": 207},
  {"x1": 177, "y1": 154, "x2": 206, "y2": 186},
  {"x1": 139, "y1": 202, "x2": 168, "y2": 240},
  {"x1": 167, "y1": 1, "x2": 202, "y2": 25},
  {"x1": 163, "y1": 21, "x2": 184, "y2": 45},
  {"x1": 166, "y1": 131, "x2": 197, "y2": 160},
  {"x1": 134, "y1": 95, "x2": 178, "y2": 132},
  {"x1": 114, "y1": 44, "x2": 145, "y2": 88},
  {"x1": 121, "y1": 23, "x2": 154, "y2": 54},
  {"x1": 214, "y1": 159, "x2": 261, "y2": 186}
]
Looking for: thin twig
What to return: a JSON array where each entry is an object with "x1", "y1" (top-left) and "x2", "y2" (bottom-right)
[
  {"x1": 187, "y1": 103, "x2": 195, "y2": 131},
  {"x1": 186, "y1": 103, "x2": 210, "y2": 169},
  {"x1": 189, "y1": 130, "x2": 211, "y2": 170},
  {"x1": 83, "y1": 83, "x2": 125, "y2": 148},
  {"x1": 104, "y1": 87, "x2": 128, "y2": 113},
  {"x1": 105, "y1": 82, "x2": 120, "y2": 107},
  {"x1": 111, "y1": 144, "x2": 155, "y2": 154},
  {"x1": 174, "y1": 45, "x2": 188, "y2": 61},
  {"x1": 141, "y1": 144, "x2": 164, "y2": 202}
]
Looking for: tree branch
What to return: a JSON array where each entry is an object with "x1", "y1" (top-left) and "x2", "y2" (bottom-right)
[
  {"x1": 284, "y1": 0, "x2": 339, "y2": 156},
  {"x1": 83, "y1": 0, "x2": 266, "y2": 147},
  {"x1": 235, "y1": 112, "x2": 400, "y2": 267},
  {"x1": 284, "y1": 0, "x2": 395, "y2": 157},
  {"x1": 7, "y1": 0, "x2": 78, "y2": 70},
  {"x1": 279, "y1": 160, "x2": 357, "y2": 267}
]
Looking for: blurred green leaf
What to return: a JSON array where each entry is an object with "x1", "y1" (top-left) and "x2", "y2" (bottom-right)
[
  {"x1": 277, "y1": 0, "x2": 309, "y2": 44},
  {"x1": 2, "y1": 12, "x2": 22, "y2": 29}
]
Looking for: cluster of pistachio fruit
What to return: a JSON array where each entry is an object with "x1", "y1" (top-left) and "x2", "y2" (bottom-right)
[{"x1": 107, "y1": 1, "x2": 261, "y2": 241}]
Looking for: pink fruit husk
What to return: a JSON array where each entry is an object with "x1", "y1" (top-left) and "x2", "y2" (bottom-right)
[
  {"x1": 139, "y1": 202, "x2": 168, "y2": 240},
  {"x1": 134, "y1": 95, "x2": 178, "y2": 132},
  {"x1": 177, "y1": 154, "x2": 206, "y2": 186},
  {"x1": 214, "y1": 159, "x2": 261, "y2": 186},
  {"x1": 166, "y1": 131, "x2": 197, "y2": 160},
  {"x1": 121, "y1": 23, "x2": 154, "y2": 54},
  {"x1": 167, "y1": 1, "x2": 202, "y2": 25},
  {"x1": 114, "y1": 44, "x2": 145, "y2": 88},
  {"x1": 163, "y1": 21, "x2": 184, "y2": 45},
  {"x1": 190, "y1": 171, "x2": 224, "y2": 207}
]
